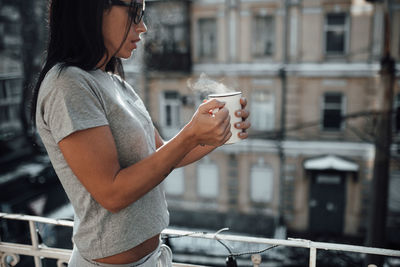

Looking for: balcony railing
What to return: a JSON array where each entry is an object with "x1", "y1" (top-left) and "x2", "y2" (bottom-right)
[
  {"x1": 1, "y1": 212, "x2": 400, "y2": 267},
  {"x1": 144, "y1": 51, "x2": 191, "y2": 72}
]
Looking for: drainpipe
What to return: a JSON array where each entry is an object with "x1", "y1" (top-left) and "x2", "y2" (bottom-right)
[
  {"x1": 278, "y1": 0, "x2": 289, "y2": 227},
  {"x1": 365, "y1": 0, "x2": 395, "y2": 265}
]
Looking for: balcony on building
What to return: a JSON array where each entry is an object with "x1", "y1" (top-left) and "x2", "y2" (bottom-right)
[{"x1": 143, "y1": 0, "x2": 191, "y2": 73}]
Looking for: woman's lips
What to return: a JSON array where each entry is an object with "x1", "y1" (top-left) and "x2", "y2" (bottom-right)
[{"x1": 130, "y1": 39, "x2": 141, "y2": 49}]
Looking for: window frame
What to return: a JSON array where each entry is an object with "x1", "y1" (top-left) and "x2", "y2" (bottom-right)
[
  {"x1": 197, "y1": 17, "x2": 218, "y2": 61},
  {"x1": 197, "y1": 160, "x2": 219, "y2": 199},
  {"x1": 164, "y1": 167, "x2": 185, "y2": 197},
  {"x1": 393, "y1": 93, "x2": 400, "y2": 133},
  {"x1": 323, "y1": 12, "x2": 350, "y2": 57},
  {"x1": 159, "y1": 90, "x2": 181, "y2": 138},
  {"x1": 389, "y1": 171, "x2": 400, "y2": 212},
  {"x1": 250, "y1": 90, "x2": 275, "y2": 131},
  {"x1": 249, "y1": 163, "x2": 274, "y2": 204},
  {"x1": 251, "y1": 14, "x2": 275, "y2": 59},
  {"x1": 321, "y1": 92, "x2": 346, "y2": 132}
]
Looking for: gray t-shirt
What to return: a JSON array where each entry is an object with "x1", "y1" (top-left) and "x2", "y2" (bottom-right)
[{"x1": 36, "y1": 65, "x2": 169, "y2": 259}]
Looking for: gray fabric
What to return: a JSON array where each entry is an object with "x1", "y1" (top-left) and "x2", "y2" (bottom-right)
[{"x1": 36, "y1": 65, "x2": 169, "y2": 260}]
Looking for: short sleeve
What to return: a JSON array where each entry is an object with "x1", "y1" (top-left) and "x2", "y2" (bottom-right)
[{"x1": 41, "y1": 68, "x2": 109, "y2": 143}]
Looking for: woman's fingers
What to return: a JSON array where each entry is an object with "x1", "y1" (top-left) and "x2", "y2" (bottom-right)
[
  {"x1": 235, "y1": 109, "x2": 250, "y2": 119},
  {"x1": 215, "y1": 113, "x2": 230, "y2": 140},
  {"x1": 240, "y1": 97, "x2": 247, "y2": 108},
  {"x1": 200, "y1": 99, "x2": 225, "y2": 114},
  {"x1": 223, "y1": 118, "x2": 231, "y2": 135},
  {"x1": 234, "y1": 120, "x2": 251, "y2": 130},
  {"x1": 222, "y1": 130, "x2": 233, "y2": 144},
  {"x1": 235, "y1": 97, "x2": 250, "y2": 120},
  {"x1": 238, "y1": 131, "x2": 248, "y2": 139},
  {"x1": 215, "y1": 107, "x2": 229, "y2": 120}
]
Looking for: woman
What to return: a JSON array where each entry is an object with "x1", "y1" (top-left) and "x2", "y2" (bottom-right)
[{"x1": 31, "y1": 0, "x2": 250, "y2": 266}]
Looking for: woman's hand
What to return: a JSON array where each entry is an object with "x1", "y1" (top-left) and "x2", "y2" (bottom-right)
[
  {"x1": 186, "y1": 99, "x2": 232, "y2": 147},
  {"x1": 234, "y1": 97, "x2": 251, "y2": 139}
]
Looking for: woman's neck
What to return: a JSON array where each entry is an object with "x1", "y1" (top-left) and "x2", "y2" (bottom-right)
[{"x1": 96, "y1": 55, "x2": 109, "y2": 71}]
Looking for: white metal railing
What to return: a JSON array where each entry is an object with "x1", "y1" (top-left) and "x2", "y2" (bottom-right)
[{"x1": 1, "y1": 212, "x2": 400, "y2": 267}]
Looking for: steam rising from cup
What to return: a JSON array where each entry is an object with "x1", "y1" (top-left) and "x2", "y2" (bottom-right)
[{"x1": 188, "y1": 73, "x2": 236, "y2": 95}]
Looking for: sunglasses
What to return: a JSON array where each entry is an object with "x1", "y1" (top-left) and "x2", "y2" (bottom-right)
[{"x1": 110, "y1": 0, "x2": 145, "y2": 24}]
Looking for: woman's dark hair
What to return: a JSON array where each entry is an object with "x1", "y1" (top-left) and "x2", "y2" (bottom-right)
[{"x1": 31, "y1": 0, "x2": 134, "y2": 126}]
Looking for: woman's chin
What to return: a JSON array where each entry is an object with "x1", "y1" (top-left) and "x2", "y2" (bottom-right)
[{"x1": 117, "y1": 50, "x2": 134, "y2": 59}]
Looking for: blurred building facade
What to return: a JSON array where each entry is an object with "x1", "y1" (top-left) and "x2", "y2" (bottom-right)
[
  {"x1": 1, "y1": 0, "x2": 399, "y2": 251},
  {"x1": 0, "y1": 0, "x2": 23, "y2": 143},
  {"x1": 0, "y1": 0, "x2": 70, "y2": 241},
  {"x1": 128, "y1": 0, "x2": 400, "y2": 245}
]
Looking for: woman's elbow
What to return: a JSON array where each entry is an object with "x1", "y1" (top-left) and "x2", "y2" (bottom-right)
[
  {"x1": 96, "y1": 193, "x2": 125, "y2": 214},
  {"x1": 104, "y1": 203, "x2": 121, "y2": 214},
  {"x1": 93, "y1": 183, "x2": 141, "y2": 213}
]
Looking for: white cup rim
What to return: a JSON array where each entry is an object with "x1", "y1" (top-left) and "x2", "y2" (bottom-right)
[{"x1": 208, "y1": 91, "x2": 241, "y2": 98}]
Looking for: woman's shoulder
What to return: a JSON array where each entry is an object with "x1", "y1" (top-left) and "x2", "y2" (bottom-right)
[
  {"x1": 41, "y1": 64, "x2": 104, "y2": 94},
  {"x1": 39, "y1": 64, "x2": 105, "y2": 102},
  {"x1": 45, "y1": 64, "x2": 95, "y2": 83},
  {"x1": 108, "y1": 72, "x2": 137, "y2": 93}
]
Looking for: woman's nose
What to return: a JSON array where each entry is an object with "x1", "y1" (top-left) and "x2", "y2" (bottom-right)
[{"x1": 134, "y1": 20, "x2": 147, "y2": 34}]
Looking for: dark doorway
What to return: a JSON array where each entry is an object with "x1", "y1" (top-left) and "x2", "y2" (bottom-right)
[{"x1": 309, "y1": 171, "x2": 346, "y2": 235}]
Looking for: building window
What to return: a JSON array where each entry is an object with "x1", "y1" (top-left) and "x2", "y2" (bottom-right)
[
  {"x1": 159, "y1": 24, "x2": 188, "y2": 54},
  {"x1": 398, "y1": 31, "x2": 400, "y2": 59},
  {"x1": 324, "y1": 13, "x2": 348, "y2": 55},
  {"x1": 5, "y1": 22, "x2": 20, "y2": 35},
  {"x1": 250, "y1": 163, "x2": 274, "y2": 203},
  {"x1": 252, "y1": 16, "x2": 274, "y2": 57},
  {"x1": 0, "y1": 78, "x2": 22, "y2": 132},
  {"x1": 250, "y1": 91, "x2": 275, "y2": 131},
  {"x1": 197, "y1": 160, "x2": 219, "y2": 198},
  {"x1": 164, "y1": 168, "x2": 184, "y2": 196},
  {"x1": 389, "y1": 172, "x2": 400, "y2": 212},
  {"x1": 393, "y1": 93, "x2": 400, "y2": 133},
  {"x1": 198, "y1": 18, "x2": 217, "y2": 59},
  {"x1": 322, "y1": 93, "x2": 345, "y2": 131},
  {"x1": 0, "y1": 106, "x2": 10, "y2": 124},
  {"x1": 160, "y1": 91, "x2": 181, "y2": 139},
  {"x1": 144, "y1": 19, "x2": 190, "y2": 71}
]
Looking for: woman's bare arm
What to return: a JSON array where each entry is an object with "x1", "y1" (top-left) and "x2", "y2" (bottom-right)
[
  {"x1": 154, "y1": 128, "x2": 216, "y2": 167},
  {"x1": 58, "y1": 100, "x2": 230, "y2": 213}
]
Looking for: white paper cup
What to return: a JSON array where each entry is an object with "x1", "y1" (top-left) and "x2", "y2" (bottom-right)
[{"x1": 208, "y1": 91, "x2": 242, "y2": 144}]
